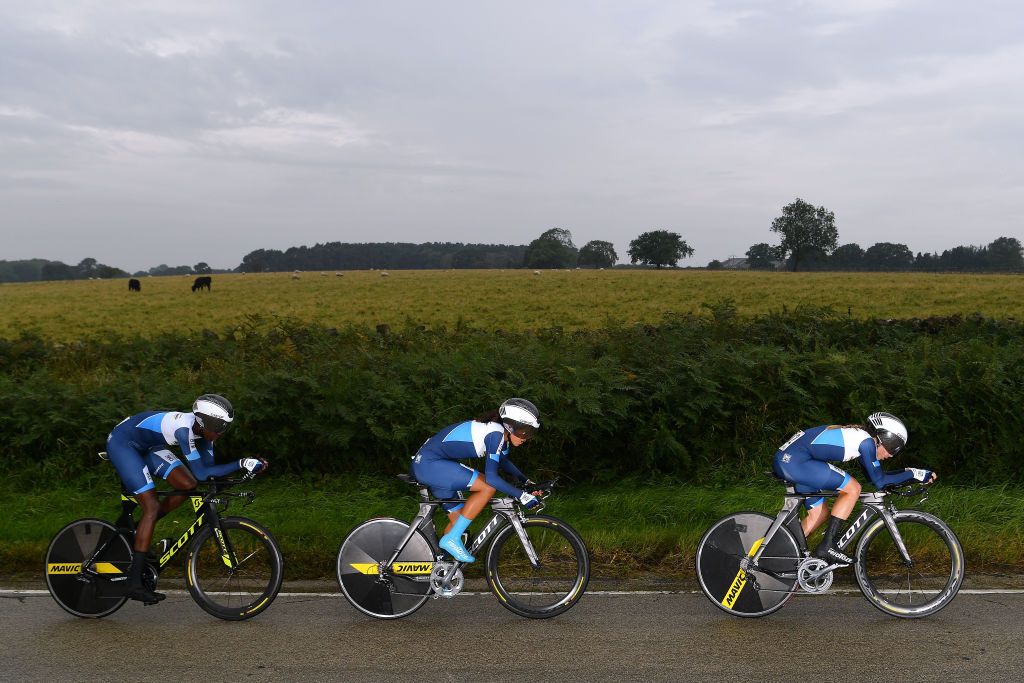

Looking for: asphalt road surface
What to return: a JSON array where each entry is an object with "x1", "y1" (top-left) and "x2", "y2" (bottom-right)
[{"x1": 2, "y1": 590, "x2": 1022, "y2": 681}]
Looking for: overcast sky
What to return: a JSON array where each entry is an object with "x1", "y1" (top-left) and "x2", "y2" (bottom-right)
[{"x1": 1, "y1": 1, "x2": 1022, "y2": 270}]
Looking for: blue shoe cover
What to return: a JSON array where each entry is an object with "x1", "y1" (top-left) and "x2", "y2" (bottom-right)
[{"x1": 439, "y1": 534, "x2": 475, "y2": 563}]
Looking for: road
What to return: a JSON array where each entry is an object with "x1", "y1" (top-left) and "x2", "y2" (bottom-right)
[{"x1": 2, "y1": 590, "x2": 1022, "y2": 681}]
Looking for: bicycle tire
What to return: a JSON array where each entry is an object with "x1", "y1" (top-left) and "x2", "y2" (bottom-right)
[
  {"x1": 44, "y1": 518, "x2": 132, "y2": 619},
  {"x1": 854, "y1": 510, "x2": 964, "y2": 619},
  {"x1": 484, "y1": 515, "x2": 590, "y2": 619},
  {"x1": 695, "y1": 511, "x2": 802, "y2": 618},
  {"x1": 186, "y1": 517, "x2": 284, "y2": 621},
  {"x1": 336, "y1": 517, "x2": 435, "y2": 619}
]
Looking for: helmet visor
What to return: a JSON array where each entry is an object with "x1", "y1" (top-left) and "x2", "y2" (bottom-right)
[
  {"x1": 503, "y1": 420, "x2": 538, "y2": 440},
  {"x1": 196, "y1": 414, "x2": 231, "y2": 435},
  {"x1": 877, "y1": 431, "x2": 904, "y2": 455}
]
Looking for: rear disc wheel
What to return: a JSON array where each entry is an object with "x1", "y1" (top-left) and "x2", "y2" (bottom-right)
[
  {"x1": 45, "y1": 518, "x2": 132, "y2": 618},
  {"x1": 695, "y1": 511, "x2": 801, "y2": 617},
  {"x1": 336, "y1": 518, "x2": 435, "y2": 619}
]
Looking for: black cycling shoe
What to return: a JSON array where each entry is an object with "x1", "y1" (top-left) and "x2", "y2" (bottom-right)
[
  {"x1": 813, "y1": 544, "x2": 854, "y2": 566},
  {"x1": 126, "y1": 586, "x2": 166, "y2": 605}
]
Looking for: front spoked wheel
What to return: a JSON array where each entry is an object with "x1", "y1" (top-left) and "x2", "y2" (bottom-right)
[
  {"x1": 855, "y1": 510, "x2": 964, "y2": 618},
  {"x1": 187, "y1": 517, "x2": 284, "y2": 621},
  {"x1": 45, "y1": 518, "x2": 132, "y2": 618},
  {"x1": 695, "y1": 511, "x2": 802, "y2": 618},
  {"x1": 485, "y1": 515, "x2": 590, "y2": 619}
]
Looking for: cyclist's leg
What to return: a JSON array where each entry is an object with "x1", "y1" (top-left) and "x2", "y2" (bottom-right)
[
  {"x1": 774, "y1": 450, "x2": 830, "y2": 536},
  {"x1": 450, "y1": 475, "x2": 496, "y2": 527},
  {"x1": 107, "y1": 436, "x2": 166, "y2": 603},
  {"x1": 145, "y1": 449, "x2": 197, "y2": 518},
  {"x1": 412, "y1": 458, "x2": 487, "y2": 561},
  {"x1": 792, "y1": 460, "x2": 859, "y2": 562},
  {"x1": 106, "y1": 436, "x2": 158, "y2": 552}
]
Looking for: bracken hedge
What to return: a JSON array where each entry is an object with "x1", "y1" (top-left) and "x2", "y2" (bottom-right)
[{"x1": 1, "y1": 305, "x2": 1022, "y2": 486}]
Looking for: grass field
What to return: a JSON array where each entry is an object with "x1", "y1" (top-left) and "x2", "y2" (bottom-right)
[
  {"x1": 3, "y1": 270, "x2": 1024, "y2": 339},
  {"x1": 3, "y1": 477, "x2": 1021, "y2": 580}
]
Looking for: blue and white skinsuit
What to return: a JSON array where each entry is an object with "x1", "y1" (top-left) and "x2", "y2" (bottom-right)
[
  {"x1": 411, "y1": 420, "x2": 529, "y2": 512},
  {"x1": 106, "y1": 411, "x2": 243, "y2": 494},
  {"x1": 772, "y1": 425, "x2": 922, "y2": 508}
]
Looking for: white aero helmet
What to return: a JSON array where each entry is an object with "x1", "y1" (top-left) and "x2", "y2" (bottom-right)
[
  {"x1": 865, "y1": 412, "x2": 907, "y2": 455},
  {"x1": 193, "y1": 394, "x2": 234, "y2": 434},
  {"x1": 499, "y1": 398, "x2": 540, "y2": 439}
]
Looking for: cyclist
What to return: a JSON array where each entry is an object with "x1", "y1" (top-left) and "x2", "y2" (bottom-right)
[
  {"x1": 410, "y1": 398, "x2": 543, "y2": 563},
  {"x1": 105, "y1": 394, "x2": 268, "y2": 604},
  {"x1": 772, "y1": 412, "x2": 936, "y2": 565}
]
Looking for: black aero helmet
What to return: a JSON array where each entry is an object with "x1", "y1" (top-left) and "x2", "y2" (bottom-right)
[
  {"x1": 499, "y1": 398, "x2": 540, "y2": 439},
  {"x1": 193, "y1": 394, "x2": 234, "y2": 434},
  {"x1": 865, "y1": 411, "x2": 907, "y2": 455}
]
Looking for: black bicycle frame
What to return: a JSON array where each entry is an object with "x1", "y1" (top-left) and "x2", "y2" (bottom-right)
[
  {"x1": 82, "y1": 484, "x2": 246, "y2": 580},
  {"x1": 384, "y1": 483, "x2": 539, "y2": 577},
  {"x1": 748, "y1": 485, "x2": 913, "y2": 576}
]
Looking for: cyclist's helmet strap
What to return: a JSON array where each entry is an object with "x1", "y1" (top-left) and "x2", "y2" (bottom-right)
[
  {"x1": 193, "y1": 394, "x2": 234, "y2": 434},
  {"x1": 865, "y1": 411, "x2": 907, "y2": 454}
]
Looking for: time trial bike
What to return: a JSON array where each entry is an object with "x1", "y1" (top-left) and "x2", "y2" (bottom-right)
[
  {"x1": 45, "y1": 472, "x2": 283, "y2": 621},
  {"x1": 695, "y1": 472, "x2": 964, "y2": 619},
  {"x1": 336, "y1": 474, "x2": 590, "y2": 619}
]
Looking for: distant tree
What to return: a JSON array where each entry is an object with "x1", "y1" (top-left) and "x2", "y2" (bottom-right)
[
  {"x1": 706, "y1": 259, "x2": 724, "y2": 270},
  {"x1": 40, "y1": 261, "x2": 79, "y2": 281},
  {"x1": 745, "y1": 243, "x2": 778, "y2": 270},
  {"x1": 148, "y1": 264, "x2": 193, "y2": 276},
  {"x1": 627, "y1": 230, "x2": 693, "y2": 268},
  {"x1": 986, "y1": 236, "x2": 1024, "y2": 271},
  {"x1": 770, "y1": 198, "x2": 838, "y2": 272},
  {"x1": 524, "y1": 228, "x2": 578, "y2": 269},
  {"x1": 193, "y1": 262, "x2": 212, "y2": 274},
  {"x1": 831, "y1": 243, "x2": 865, "y2": 271},
  {"x1": 95, "y1": 264, "x2": 129, "y2": 279},
  {"x1": 577, "y1": 240, "x2": 618, "y2": 268},
  {"x1": 77, "y1": 257, "x2": 98, "y2": 277},
  {"x1": 864, "y1": 242, "x2": 914, "y2": 271},
  {"x1": 939, "y1": 245, "x2": 986, "y2": 272},
  {"x1": 913, "y1": 252, "x2": 940, "y2": 272}
]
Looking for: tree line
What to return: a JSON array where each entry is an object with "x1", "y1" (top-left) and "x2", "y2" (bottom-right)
[
  {"x1": 238, "y1": 230, "x2": 694, "y2": 272},
  {"x1": 0, "y1": 258, "x2": 128, "y2": 283},
  {"x1": 732, "y1": 198, "x2": 1023, "y2": 272},
  {"x1": 0, "y1": 258, "x2": 227, "y2": 284}
]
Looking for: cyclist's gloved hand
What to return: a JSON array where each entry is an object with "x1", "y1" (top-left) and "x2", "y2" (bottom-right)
[
  {"x1": 906, "y1": 468, "x2": 934, "y2": 483},
  {"x1": 240, "y1": 457, "x2": 268, "y2": 475},
  {"x1": 519, "y1": 491, "x2": 540, "y2": 509}
]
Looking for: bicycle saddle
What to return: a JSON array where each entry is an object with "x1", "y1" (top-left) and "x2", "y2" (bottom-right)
[{"x1": 396, "y1": 473, "x2": 423, "y2": 486}]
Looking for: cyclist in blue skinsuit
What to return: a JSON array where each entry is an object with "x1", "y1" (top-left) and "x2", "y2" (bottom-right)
[
  {"x1": 773, "y1": 412, "x2": 936, "y2": 565},
  {"x1": 411, "y1": 398, "x2": 543, "y2": 562},
  {"x1": 105, "y1": 394, "x2": 269, "y2": 604}
]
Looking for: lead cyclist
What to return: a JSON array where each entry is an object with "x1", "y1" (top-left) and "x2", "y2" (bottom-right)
[
  {"x1": 771, "y1": 412, "x2": 937, "y2": 566},
  {"x1": 105, "y1": 394, "x2": 269, "y2": 604}
]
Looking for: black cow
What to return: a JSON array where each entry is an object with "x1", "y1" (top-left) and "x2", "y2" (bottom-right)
[
  {"x1": 192, "y1": 276, "x2": 212, "y2": 292},
  {"x1": 128, "y1": 278, "x2": 141, "y2": 292}
]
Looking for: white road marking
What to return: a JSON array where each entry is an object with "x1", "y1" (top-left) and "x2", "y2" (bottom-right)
[{"x1": 5, "y1": 589, "x2": 1024, "y2": 597}]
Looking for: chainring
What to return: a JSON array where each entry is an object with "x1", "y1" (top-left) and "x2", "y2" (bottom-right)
[
  {"x1": 429, "y1": 561, "x2": 464, "y2": 598},
  {"x1": 797, "y1": 557, "x2": 834, "y2": 594}
]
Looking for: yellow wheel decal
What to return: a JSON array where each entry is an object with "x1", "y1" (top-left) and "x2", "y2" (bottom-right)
[{"x1": 721, "y1": 537, "x2": 764, "y2": 609}]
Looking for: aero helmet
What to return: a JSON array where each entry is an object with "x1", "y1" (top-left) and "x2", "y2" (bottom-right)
[
  {"x1": 499, "y1": 398, "x2": 540, "y2": 439},
  {"x1": 865, "y1": 412, "x2": 907, "y2": 455},
  {"x1": 193, "y1": 394, "x2": 234, "y2": 434}
]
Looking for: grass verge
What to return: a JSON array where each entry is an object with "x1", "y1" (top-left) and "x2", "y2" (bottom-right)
[{"x1": 3, "y1": 477, "x2": 1022, "y2": 581}]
